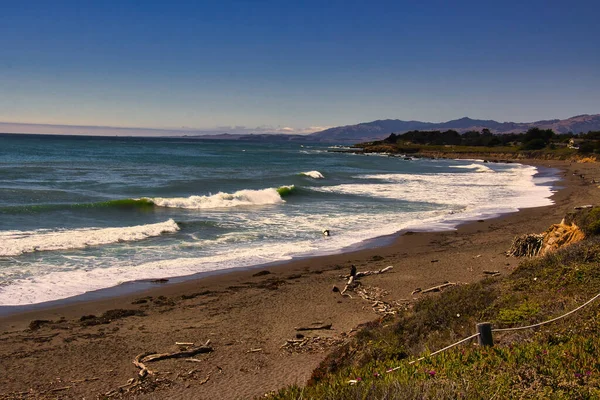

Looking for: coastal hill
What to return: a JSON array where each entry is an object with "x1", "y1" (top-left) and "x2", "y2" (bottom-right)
[{"x1": 308, "y1": 114, "x2": 600, "y2": 143}]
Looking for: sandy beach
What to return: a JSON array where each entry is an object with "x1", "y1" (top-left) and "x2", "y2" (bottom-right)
[{"x1": 1, "y1": 159, "x2": 599, "y2": 400}]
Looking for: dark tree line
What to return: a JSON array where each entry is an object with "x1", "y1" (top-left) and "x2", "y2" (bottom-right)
[{"x1": 381, "y1": 128, "x2": 600, "y2": 154}]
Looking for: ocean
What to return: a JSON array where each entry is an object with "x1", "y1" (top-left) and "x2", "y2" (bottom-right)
[{"x1": 0, "y1": 134, "x2": 558, "y2": 306}]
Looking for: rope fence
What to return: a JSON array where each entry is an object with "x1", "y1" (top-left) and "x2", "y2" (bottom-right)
[
  {"x1": 379, "y1": 289, "x2": 600, "y2": 376},
  {"x1": 492, "y1": 291, "x2": 600, "y2": 333}
]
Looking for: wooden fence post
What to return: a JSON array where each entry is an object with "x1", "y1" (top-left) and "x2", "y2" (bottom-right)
[{"x1": 476, "y1": 322, "x2": 494, "y2": 347}]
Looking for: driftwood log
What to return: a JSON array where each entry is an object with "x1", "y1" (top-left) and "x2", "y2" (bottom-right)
[
  {"x1": 141, "y1": 340, "x2": 213, "y2": 363},
  {"x1": 130, "y1": 340, "x2": 213, "y2": 381},
  {"x1": 412, "y1": 282, "x2": 457, "y2": 295},
  {"x1": 295, "y1": 323, "x2": 332, "y2": 331},
  {"x1": 340, "y1": 266, "x2": 393, "y2": 295},
  {"x1": 133, "y1": 351, "x2": 155, "y2": 378}
]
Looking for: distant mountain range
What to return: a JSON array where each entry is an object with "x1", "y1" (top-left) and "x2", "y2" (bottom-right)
[
  {"x1": 307, "y1": 114, "x2": 600, "y2": 143},
  {"x1": 2, "y1": 114, "x2": 599, "y2": 143}
]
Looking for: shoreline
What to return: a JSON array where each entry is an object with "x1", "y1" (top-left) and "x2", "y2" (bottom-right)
[
  {"x1": 0, "y1": 163, "x2": 557, "y2": 316},
  {"x1": 1, "y1": 159, "x2": 598, "y2": 399}
]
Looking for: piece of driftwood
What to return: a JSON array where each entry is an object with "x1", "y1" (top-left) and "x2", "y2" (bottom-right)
[
  {"x1": 50, "y1": 386, "x2": 71, "y2": 392},
  {"x1": 295, "y1": 323, "x2": 332, "y2": 331},
  {"x1": 199, "y1": 373, "x2": 211, "y2": 385},
  {"x1": 184, "y1": 358, "x2": 204, "y2": 363},
  {"x1": 70, "y1": 377, "x2": 99, "y2": 383},
  {"x1": 175, "y1": 342, "x2": 194, "y2": 346},
  {"x1": 483, "y1": 270, "x2": 499, "y2": 275},
  {"x1": 420, "y1": 282, "x2": 456, "y2": 294},
  {"x1": 355, "y1": 266, "x2": 393, "y2": 278},
  {"x1": 247, "y1": 348, "x2": 262, "y2": 353},
  {"x1": 340, "y1": 266, "x2": 393, "y2": 295},
  {"x1": 133, "y1": 352, "x2": 155, "y2": 378},
  {"x1": 340, "y1": 276, "x2": 355, "y2": 295},
  {"x1": 341, "y1": 266, "x2": 393, "y2": 279},
  {"x1": 141, "y1": 340, "x2": 212, "y2": 363}
]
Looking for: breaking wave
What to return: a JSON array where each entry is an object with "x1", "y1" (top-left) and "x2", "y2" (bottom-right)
[
  {"x1": 300, "y1": 171, "x2": 325, "y2": 179},
  {"x1": 148, "y1": 187, "x2": 291, "y2": 209},
  {"x1": 0, "y1": 219, "x2": 180, "y2": 257},
  {"x1": 450, "y1": 163, "x2": 494, "y2": 173}
]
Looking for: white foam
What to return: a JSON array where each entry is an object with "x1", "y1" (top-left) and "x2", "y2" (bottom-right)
[
  {"x1": 0, "y1": 220, "x2": 180, "y2": 257},
  {"x1": 450, "y1": 163, "x2": 494, "y2": 173},
  {"x1": 148, "y1": 188, "x2": 284, "y2": 209},
  {"x1": 0, "y1": 239, "x2": 320, "y2": 305},
  {"x1": 300, "y1": 170, "x2": 325, "y2": 179},
  {"x1": 311, "y1": 164, "x2": 555, "y2": 210}
]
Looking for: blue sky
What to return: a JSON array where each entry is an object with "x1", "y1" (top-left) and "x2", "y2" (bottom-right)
[{"x1": 1, "y1": 0, "x2": 598, "y2": 134}]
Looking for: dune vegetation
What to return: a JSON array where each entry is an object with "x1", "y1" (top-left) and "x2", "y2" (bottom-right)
[{"x1": 269, "y1": 208, "x2": 600, "y2": 399}]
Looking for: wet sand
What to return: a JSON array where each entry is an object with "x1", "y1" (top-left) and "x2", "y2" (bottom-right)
[{"x1": 1, "y1": 159, "x2": 599, "y2": 399}]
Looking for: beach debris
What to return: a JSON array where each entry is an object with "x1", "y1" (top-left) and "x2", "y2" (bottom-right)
[
  {"x1": 176, "y1": 342, "x2": 194, "y2": 346},
  {"x1": 574, "y1": 205, "x2": 593, "y2": 210},
  {"x1": 354, "y1": 285, "x2": 407, "y2": 315},
  {"x1": 150, "y1": 278, "x2": 169, "y2": 283},
  {"x1": 506, "y1": 233, "x2": 544, "y2": 257},
  {"x1": 106, "y1": 340, "x2": 214, "y2": 396},
  {"x1": 507, "y1": 219, "x2": 585, "y2": 258},
  {"x1": 340, "y1": 265, "x2": 393, "y2": 295},
  {"x1": 483, "y1": 270, "x2": 501, "y2": 278},
  {"x1": 50, "y1": 386, "x2": 72, "y2": 393},
  {"x1": 295, "y1": 323, "x2": 332, "y2": 331},
  {"x1": 199, "y1": 373, "x2": 211, "y2": 385},
  {"x1": 411, "y1": 288, "x2": 422, "y2": 295},
  {"x1": 341, "y1": 265, "x2": 393, "y2": 280},
  {"x1": 280, "y1": 336, "x2": 344, "y2": 353},
  {"x1": 338, "y1": 266, "x2": 401, "y2": 314},
  {"x1": 134, "y1": 352, "x2": 155, "y2": 378},
  {"x1": 416, "y1": 281, "x2": 458, "y2": 294},
  {"x1": 247, "y1": 348, "x2": 263, "y2": 353},
  {"x1": 140, "y1": 340, "x2": 213, "y2": 364}
]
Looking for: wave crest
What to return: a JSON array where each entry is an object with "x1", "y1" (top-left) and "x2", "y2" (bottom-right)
[
  {"x1": 451, "y1": 163, "x2": 494, "y2": 173},
  {"x1": 0, "y1": 219, "x2": 180, "y2": 257},
  {"x1": 300, "y1": 171, "x2": 325, "y2": 179},
  {"x1": 149, "y1": 188, "x2": 287, "y2": 209}
]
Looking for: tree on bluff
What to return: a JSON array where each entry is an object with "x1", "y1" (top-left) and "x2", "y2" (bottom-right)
[{"x1": 521, "y1": 127, "x2": 555, "y2": 150}]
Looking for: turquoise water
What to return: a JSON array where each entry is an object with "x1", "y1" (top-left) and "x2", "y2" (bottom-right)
[{"x1": 0, "y1": 134, "x2": 557, "y2": 305}]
